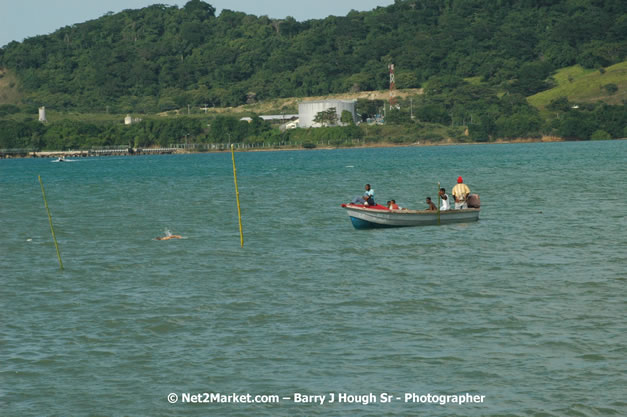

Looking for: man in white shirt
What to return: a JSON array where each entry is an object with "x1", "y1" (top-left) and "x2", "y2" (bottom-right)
[{"x1": 438, "y1": 188, "x2": 450, "y2": 211}]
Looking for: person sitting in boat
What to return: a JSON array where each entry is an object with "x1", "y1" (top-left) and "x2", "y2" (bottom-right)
[
  {"x1": 363, "y1": 184, "x2": 375, "y2": 206},
  {"x1": 439, "y1": 188, "x2": 450, "y2": 211},
  {"x1": 452, "y1": 176, "x2": 471, "y2": 209},
  {"x1": 389, "y1": 199, "x2": 400, "y2": 210},
  {"x1": 426, "y1": 197, "x2": 437, "y2": 211}
]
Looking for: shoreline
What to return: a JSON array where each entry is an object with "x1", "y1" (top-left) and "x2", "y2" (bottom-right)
[
  {"x1": 5, "y1": 136, "x2": 623, "y2": 159},
  {"x1": 224, "y1": 136, "x2": 567, "y2": 153},
  {"x1": 175, "y1": 136, "x2": 568, "y2": 155}
]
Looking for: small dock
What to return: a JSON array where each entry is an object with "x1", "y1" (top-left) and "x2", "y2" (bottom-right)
[{"x1": 0, "y1": 148, "x2": 178, "y2": 159}]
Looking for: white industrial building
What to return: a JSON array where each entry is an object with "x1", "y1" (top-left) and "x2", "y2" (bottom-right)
[{"x1": 298, "y1": 99, "x2": 357, "y2": 128}]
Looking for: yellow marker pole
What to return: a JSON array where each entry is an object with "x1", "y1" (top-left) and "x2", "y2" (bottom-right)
[
  {"x1": 38, "y1": 175, "x2": 64, "y2": 270},
  {"x1": 437, "y1": 181, "x2": 441, "y2": 226},
  {"x1": 231, "y1": 144, "x2": 244, "y2": 247}
]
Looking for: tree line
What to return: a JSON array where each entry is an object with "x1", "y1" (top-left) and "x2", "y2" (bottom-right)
[{"x1": 1, "y1": 97, "x2": 624, "y2": 152}]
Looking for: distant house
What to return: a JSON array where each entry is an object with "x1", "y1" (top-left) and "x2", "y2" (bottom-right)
[
  {"x1": 239, "y1": 114, "x2": 299, "y2": 123},
  {"x1": 124, "y1": 114, "x2": 142, "y2": 125}
]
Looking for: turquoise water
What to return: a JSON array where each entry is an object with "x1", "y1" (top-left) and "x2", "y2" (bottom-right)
[{"x1": 1, "y1": 141, "x2": 625, "y2": 416}]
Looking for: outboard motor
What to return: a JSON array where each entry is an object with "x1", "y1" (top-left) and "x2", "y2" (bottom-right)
[{"x1": 467, "y1": 194, "x2": 480, "y2": 208}]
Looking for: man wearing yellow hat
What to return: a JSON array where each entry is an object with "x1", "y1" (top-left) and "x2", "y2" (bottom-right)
[{"x1": 452, "y1": 176, "x2": 470, "y2": 209}]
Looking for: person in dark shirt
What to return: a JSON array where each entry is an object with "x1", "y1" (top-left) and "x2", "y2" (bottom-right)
[{"x1": 363, "y1": 184, "x2": 375, "y2": 206}]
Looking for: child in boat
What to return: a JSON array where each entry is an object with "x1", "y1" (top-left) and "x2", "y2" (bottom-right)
[
  {"x1": 389, "y1": 200, "x2": 400, "y2": 210},
  {"x1": 426, "y1": 197, "x2": 437, "y2": 211}
]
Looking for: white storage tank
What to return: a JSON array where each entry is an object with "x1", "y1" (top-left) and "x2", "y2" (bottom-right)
[
  {"x1": 38, "y1": 106, "x2": 47, "y2": 122},
  {"x1": 298, "y1": 100, "x2": 356, "y2": 128}
]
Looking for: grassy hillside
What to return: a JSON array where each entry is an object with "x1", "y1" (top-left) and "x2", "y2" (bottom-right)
[
  {"x1": 0, "y1": 88, "x2": 424, "y2": 123},
  {"x1": 528, "y1": 62, "x2": 627, "y2": 109},
  {"x1": 0, "y1": 69, "x2": 22, "y2": 105},
  {"x1": 208, "y1": 88, "x2": 424, "y2": 115}
]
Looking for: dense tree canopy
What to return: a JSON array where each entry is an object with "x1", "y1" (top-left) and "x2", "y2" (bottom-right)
[{"x1": 1, "y1": 0, "x2": 625, "y2": 112}]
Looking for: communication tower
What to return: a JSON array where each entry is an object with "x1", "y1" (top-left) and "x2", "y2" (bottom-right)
[{"x1": 388, "y1": 64, "x2": 396, "y2": 107}]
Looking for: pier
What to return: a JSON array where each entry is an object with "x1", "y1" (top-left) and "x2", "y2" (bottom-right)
[
  {"x1": 0, "y1": 148, "x2": 178, "y2": 158},
  {"x1": 0, "y1": 140, "x2": 357, "y2": 159}
]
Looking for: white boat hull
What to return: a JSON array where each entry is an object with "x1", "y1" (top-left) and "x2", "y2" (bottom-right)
[{"x1": 342, "y1": 205, "x2": 480, "y2": 229}]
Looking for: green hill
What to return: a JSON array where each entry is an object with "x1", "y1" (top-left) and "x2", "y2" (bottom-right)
[
  {"x1": 0, "y1": 0, "x2": 625, "y2": 112},
  {"x1": 1, "y1": 0, "x2": 626, "y2": 151},
  {"x1": 529, "y1": 62, "x2": 627, "y2": 109}
]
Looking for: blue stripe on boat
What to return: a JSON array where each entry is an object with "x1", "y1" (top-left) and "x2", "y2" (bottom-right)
[{"x1": 350, "y1": 216, "x2": 396, "y2": 229}]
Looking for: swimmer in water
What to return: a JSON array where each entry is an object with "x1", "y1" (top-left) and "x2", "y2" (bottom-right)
[
  {"x1": 156, "y1": 235, "x2": 182, "y2": 240},
  {"x1": 156, "y1": 229, "x2": 183, "y2": 240}
]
